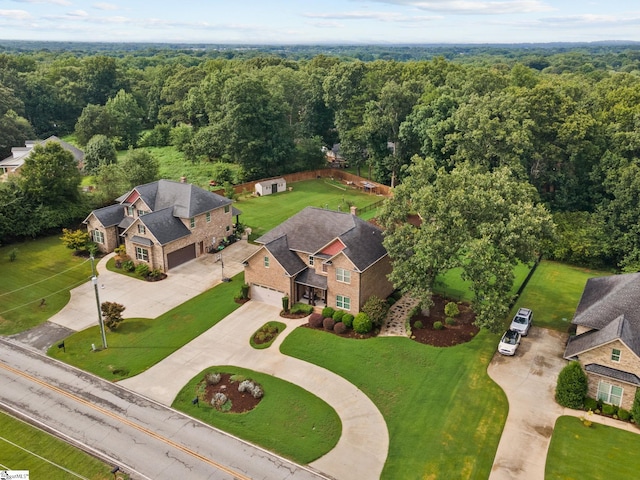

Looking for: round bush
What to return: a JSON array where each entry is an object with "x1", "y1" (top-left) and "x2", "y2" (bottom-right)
[
  {"x1": 618, "y1": 408, "x2": 631, "y2": 421},
  {"x1": 555, "y1": 361, "x2": 588, "y2": 409},
  {"x1": 308, "y1": 313, "x2": 324, "y2": 328},
  {"x1": 583, "y1": 397, "x2": 598, "y2": 412},
  {"x1": 322, "y1": 306, "x2": 335, "y2": 318},
  {"x1": 433, "y1": 321, "x2": 444, "y2": 330},
  {"x1": 342, "y1": 314, "x2": 354, "y2": 328},
  {"x1": 333, "y1": 310, "x2": 345, "y2": 322},
  {"x1": 334, "y1": 322, "x2": 347, "y2": 334},
  {"x1": 602, "y1": 403, "x2": 617, "y2": 416},
  {"x1": 353, "y1": 312, "x2": 372, "y2": 334},
  {"x1": 323, "y1": 317, "x2": 336, "y2": 330},
  {"x1": 414, "y1": 320, "x2": 423, "y2": 329},
  {"x1": 445, "y1": 317, "x2": 456, "y2": 326}
]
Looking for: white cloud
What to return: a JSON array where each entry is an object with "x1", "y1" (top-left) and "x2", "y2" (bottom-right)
[
  {"x1": 303, "y1": 11, "x2": 439, "y2": 23},
  {"x1": 67, "y1": 10, "x2": 89, "y2": 18},
  {"x1": 12, "y1": 0, "x2": 72, "y2": 5},
  {"x1": 363, "y1": 0, "x2": 553, "y2": 15},
  {"x1": 0, "y1": 9, "x2": 31, "y2": 20},
  {"x1": 92, "y1": 2, "x2": 119, "y2": 11}
]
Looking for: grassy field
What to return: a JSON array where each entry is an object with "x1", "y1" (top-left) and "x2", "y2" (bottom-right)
[
  {"x1": 0, "y1": 411, "x2": 112, "y2": 479},
  {"x1": 0, "y1": 237, "x2": 93, "y2": 335},
  {"x1": 280, "y1": 330, "x2": 506, "y2": 479},
  {"x1": 234, "y1": 179, "x2": 384, "y2": 237},
  {"x1": 172, "y1": 366, "x2": 341, "y2": 464},
  {"x1": 48, "y1": 273, "x2": 243, "y2": 380},
  {"x1": 546, "y1": 416, "x2": 640, "y2": 479},
  {"x1": 510, "y1": 260, "x2": 611, "y2": 331}
]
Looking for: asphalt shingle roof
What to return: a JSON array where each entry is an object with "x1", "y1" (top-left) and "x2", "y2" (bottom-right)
[
  {"x1": 263, "y1": 235, "x2": 307, "y2": 276},
  {"x1": 585, "y1": 364, "x2": 640, "y2": 386},
  {"x1": 138, "y1": 207, "x2": 191, "y2": 246},
  {"x1": 86, "y1": 204, "x2": 124, "y2": 227}
]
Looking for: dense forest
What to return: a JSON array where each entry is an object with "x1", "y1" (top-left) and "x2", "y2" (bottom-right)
[{"x1": 2, "y1": 42, "x2": 640, "y2": 273}]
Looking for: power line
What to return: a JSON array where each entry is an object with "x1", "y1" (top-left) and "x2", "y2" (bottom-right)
[
  {"x1": 0, "y1": 278, "x2": 89, "y2": 317},
  {"x1": 0, "y1": 258, "x2": 90, "y2": 298}
]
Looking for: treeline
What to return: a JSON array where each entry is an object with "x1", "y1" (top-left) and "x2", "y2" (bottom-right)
[{"x1": 2, "y1": 46, "x2": 640, "y2": 270}]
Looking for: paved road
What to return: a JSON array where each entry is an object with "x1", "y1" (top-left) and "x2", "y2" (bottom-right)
[{"x1": 0, "y1": 338, "x2": 329, "y2": 480}]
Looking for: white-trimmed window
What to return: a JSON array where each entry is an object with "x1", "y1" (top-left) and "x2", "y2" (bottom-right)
[
  {"x1": 612, "y1": 348, "x2": 621, "y2": 362},
  {"x1": 224, "y1": 205, "x2": 230, "y2": 213},
  {"x1": 137, "y1": 209, "x2": 147, "y2": 217},
  {"x1": 92, "y1": 230, "x2": 104, "y2": 244},
  {"x1": 137, "y1": 224, "x2": 146, "y2": 234},
  {"x1": 336, "y1": 267, "x2": 351, "y2": 283},
  {"x1": 126, "y1": 206, "x2": 134, "y2": 216},
  {"x1": 322, "y1": 263, "x2": 328, "y2": 273},
  {"x1": 206, "y1": 212, "x2": 211, "y2": 223},
  {"x1": 190, "y1": 217, "x2": 195, "y2": 229},
  {"x1": 597, "y1": 381, "x2": 623, "y2": 406},
  {"x1": 135, "y1": 247, "x2": 149, "y2": 262},
  {"x1": 336, "y1": 295, "x2": 351, "y2": 310},
  {"x1": 309, "y1": 256, "x2": 314, "y2": 266},
  {"x1": 264, "y1": 256, "x2": 270, "y2": 267}
]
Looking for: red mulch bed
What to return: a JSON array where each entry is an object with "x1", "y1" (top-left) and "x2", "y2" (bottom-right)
[
  {"x1": 201, "y1": 373, "x2": 261, "y2": 413},
  {"x1": 410, "y1": 295, "x2": 479, "y2": 347},
  {"x1": 280, "y1": 310, "x2": 310, "y2": 319}
]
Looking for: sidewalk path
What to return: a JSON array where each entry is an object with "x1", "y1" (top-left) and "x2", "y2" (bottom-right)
[
  {"x1": 378, "y1": 295, "x2": 419, "y2": 337},
  {"x1": 119, "y1": 301, "x2": 389, "y2": 480}
]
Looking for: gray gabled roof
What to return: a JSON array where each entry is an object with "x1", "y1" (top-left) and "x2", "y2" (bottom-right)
[
  {"x1": 129, "y1": 179, "x2": 232, "y2": 219},
  {"x1": 564, "y1": 315, "x2": 640, "y2": 358},
  {"x1": 296, "y1": 268, "x2": 328, "y2": 289},
  {"x1": 256, "y1": 207, "x2": 387, "y2": 272},
  {"x1": 585, "y1": 364, "x2": 640, "y2": 386},
  {"x1": 138, "y1": 207, "x2": 191, "y2": 246},
  {"x1": 84, "y1": 203, "x2": 124, "y2": 227},
  {"x1": 263, "y1": 235, "x2": 307, "y2": 276}
]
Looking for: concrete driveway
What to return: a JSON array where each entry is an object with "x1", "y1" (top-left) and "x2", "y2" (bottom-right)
[{"x1": 487, "y1": 327, "x2": 568, "y2": 480}]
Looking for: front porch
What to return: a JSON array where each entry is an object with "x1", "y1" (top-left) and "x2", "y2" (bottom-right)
[{"x1": 295, "y1": 269, "x2": 327, "y2": 308}]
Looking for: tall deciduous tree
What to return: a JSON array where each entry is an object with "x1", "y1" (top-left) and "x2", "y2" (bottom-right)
[
  {"x1": 83, "y1": 134, "x2": 117, "y2": 173},
  {"x1": 120, "y1": 149, "x2": 159, "y2": 188},
  {"x1": 379, "y1": 156, "x2": 554, "y2": 332}
]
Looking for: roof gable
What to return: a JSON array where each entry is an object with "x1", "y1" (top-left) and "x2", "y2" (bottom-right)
[{"x1": 138, "y1": 207, "x2": 191, "y2": 245}]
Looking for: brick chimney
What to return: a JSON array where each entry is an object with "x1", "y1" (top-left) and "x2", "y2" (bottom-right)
[{"x1": 350, "y1": 205, "x2": 357, "y2": 216}]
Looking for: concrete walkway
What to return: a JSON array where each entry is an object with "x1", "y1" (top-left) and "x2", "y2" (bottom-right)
[
  {"x1": 378, "y1": 295, "x2": 420, "y2": 337},
  {"x1": 119, "y1": 301, "x2": 389, "y2": 480}
]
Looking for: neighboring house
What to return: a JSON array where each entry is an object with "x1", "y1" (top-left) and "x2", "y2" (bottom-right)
[
  {"x1": 243, "y1": 206, "x2": 394, "y2": 312},
  {"x1": 255, "y1": 178, "x2": 286, "y2": 196},
  {"x1": 563, "y1": 273, "x2": 640, "y2": 410},
  {"x1": 84, "y1": 179, "x2": 239, "y2": 272},
  {"x1": 322, "y1": 143, "x2": 347, "y2": 168},
  {"x1": 0, "y1": 136, "x2": 84, "y2": 181}
]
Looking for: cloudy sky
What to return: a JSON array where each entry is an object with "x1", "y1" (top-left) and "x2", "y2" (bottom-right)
[{"x1": 0, "y1": 0, "x2": 638, "y2": 44}]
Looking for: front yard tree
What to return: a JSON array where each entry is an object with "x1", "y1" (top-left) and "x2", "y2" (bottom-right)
[
  {"x1": 379, "y1": 156, "x2": 554, "y2": 332},
  {"x1": 555, "y1": 361, "x2": 588, "y2": 409},
  {"x1": 60, "y1": 228, "x2": 90, "y2": 253},
  {"x1": 101, "y1": 301, "x2": 125, "y2": 331}
]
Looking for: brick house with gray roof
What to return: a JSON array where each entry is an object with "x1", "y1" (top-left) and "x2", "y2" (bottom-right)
[
  {"x1": 564, "y1": 273, "x2": 640, "y2": 410},
  {"x1": 243, "y1": 206, "x2": 394, "y2": 312},
  {"x1": 84, "y1": 179, "x2": 239, "y2": 272}
]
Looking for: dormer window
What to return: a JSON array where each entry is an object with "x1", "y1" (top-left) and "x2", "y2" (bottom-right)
[
  {"x1": 137, "y1": 209, "x2": 147, "y2": 217},
  {"x1": 309, "y1": 255, "x2": 314, "y2": 266},
  {"x1": 612, "y1": 348, "x2": 621, "y2": 362},
  {"x1": 126, "y1": 206, "x2": 134, "y2": 216}
]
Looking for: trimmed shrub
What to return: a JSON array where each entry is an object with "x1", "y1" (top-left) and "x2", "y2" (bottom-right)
[
  {"x1": 583, "y1": 397, "x2": 598, "y2": 412},
  {"x1": 322, "y1": 306, "x2": 335, "y2": 318},
  {"x1": 334, "y1": 322, "x2": 347, "y2": 334},
  {"x1": 342, "y1": 314, "x2": 354, "y2": 328},
  {"x1": 555, "y1": 361, "x2": 588, "y2": 409},
  {"x1": 361, "y1": 295, "x2": 389, "y2": 328},
  {"x1": 433, "y1": 321, "x2": 444, "y2": 330},
  {"x1": 414, "y1": 320, "x2": 423, "y2": 329},
  {"x1": 353, "y1": 312, "x2": 372, "y2": 334},
  {"x1": 282, "y1": 295, "x2": 289, "y2": 312},
  {"x1": 323, "y1": 317, "x2": 336, "y2": 330},
  {"x1": 308, "y1": 313, "x2": 323, "y2": 328},
  {"x1": 602, "y1": 403, "x2": 617, "y2": 416},
  {"x1": 618, "y1": 408, "x2": 631, "y2": 421},
  {"x1": 135, "y1": 263, "x2": 150, "y2": 277},
  {"x1": 333, "y1": 310, "x2": 345, "y2": 322},
  {"x1": 632, "y1": 388, "x2": 640, "y2": 422},
  {"x1": 205, "y1": 372, "x2": 221, "y2": 385},
  {"x1": 445, "y1": 317, "x2": 456, "y2": 326},
  {"x1": 290, "y1": 303, "x2": 314, "y2": 315},
  {"x1": 123, "y1": 260, "x2": 135, "y2": 272},
  {"x1": 444, "y1": 302, "x2": 460, "y2": 318}
]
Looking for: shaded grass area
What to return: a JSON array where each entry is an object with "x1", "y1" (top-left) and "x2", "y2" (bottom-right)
[
  {"x1": 48, "y1": 273, "x2": 243, "y2": 380},
  {"x1": 546, "y1": 416, "x2": 640, "y2": 479},
  {"x1": 0, "y1": 411, "x2": 111, "y2": 479},
  {"x1": 512, "y1": 260, "x2": 611, "y2": 331},
  {"x1": 235, "y1": 179, "x2": 384, "y2": 237},
  {"x1": 0, "y1": 236, "x2": 93, "y2": 335},
  {"x1": 280, "y1": 329, "x2": 506, "y2": 479},
  {"x1": 172, "y1": 365, "x2": 341, "y2": 464}
]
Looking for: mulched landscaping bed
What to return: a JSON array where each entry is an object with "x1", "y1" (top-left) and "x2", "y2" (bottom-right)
[
  {"x1": 410, "y1": 295, "x2": 479, "y2": 347},
  {"x1": 201, "y1": 373, "x2": 261, "y2": 413}
]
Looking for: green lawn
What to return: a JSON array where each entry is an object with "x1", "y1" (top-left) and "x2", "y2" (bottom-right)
[
  {"x1": 280, "y1": 329, "x2": 507, "y2": 479},
  {"x1": 511, "y1": 260, "x2": 611, "y2": 331},
  {"x1": 48, "y1": 273, "x2": 244, "y2": 380},
  {"x1": 0, "y1": 411, "x2": 112, "y2": 479},
  {"x1": 172, "y1": 366, "x2": 341, "y2": 464},
  {"x1": 546, "y1": 416, "x2": 640, "y2": 479},
  {"x1": 0, "y1": 236, "x2": 93, "y2": 335},
  {"x1": 235, "y1": 179, "x2": 384, "y2": 237}
]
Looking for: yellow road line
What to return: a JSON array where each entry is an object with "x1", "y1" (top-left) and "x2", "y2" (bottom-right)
[{"x1": 0, "y1": 362, "x2": 250, "y2": 480}]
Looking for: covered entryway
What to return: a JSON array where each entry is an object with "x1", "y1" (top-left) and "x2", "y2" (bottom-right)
[
  {"x1": 167, "y1": 244, "x2": 196, "y2": 270},
  {"x1": 295, "y1": 269, "x2": 327, "y2": 307},
  {"x1": 250, "y1": 284, "x2": 285, "y2": 307}
]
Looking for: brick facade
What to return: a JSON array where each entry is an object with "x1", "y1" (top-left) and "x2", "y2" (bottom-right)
[{"x1": 85, "y1": 215, "x2": 119, "y2": 253}]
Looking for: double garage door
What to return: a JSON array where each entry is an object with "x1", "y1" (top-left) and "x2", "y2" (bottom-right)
[
  {"x1": 166, "y1": 244, "x2": 196, "y2": 270},
  {"x1": 250, "y1": 284, "x2": 285, "y2": 307}
]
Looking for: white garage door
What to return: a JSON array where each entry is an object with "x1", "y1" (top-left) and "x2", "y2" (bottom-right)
[{"x1": 250, "y1": 284, "x2": 285, "y2": 307}]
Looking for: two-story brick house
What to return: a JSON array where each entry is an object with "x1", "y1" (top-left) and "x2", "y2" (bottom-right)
[
  {"x1": 243, "y1": 206, "x2": 394, "y2": 312},
  {"x1": 84, "y1": 179, "x2": 237, "y2": 272},
  {"x1": 563, "y1": 273, "x2": 640, "y2": 410}
]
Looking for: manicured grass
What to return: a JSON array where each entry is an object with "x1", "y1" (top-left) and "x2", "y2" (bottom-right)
[
  {"x1": 511, "y1": 260, "x2": 611, "y2": 332},
  {"x1": 0, "y1": 236, "x2": 93, "y2": 335},
  {"x1": 0, "y1": 411, "x2": 111, "y2": 479},
  {"x1": 546, "y1": 416, "x2": 640, "y2": 479},
  {"x1": 249, "y1": 321, "x2": 286, "y2": 349},
  {"x1": 280, "y1": 329, "x2": 507, "y2": 479},
  {"x1": 172, "y1": 366, "x2": 341, "y2": 464},
  {"x1": 48, "y1": 273, "x2": 244, "y2": 380},
  {"x1": 235, "y1": 179, "x2": 384, "y2": 237}
]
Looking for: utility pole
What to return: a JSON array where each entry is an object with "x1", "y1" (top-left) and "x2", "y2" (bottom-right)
[{"x1": 90, "y1": 256, "x2": 108, "y2": 349}]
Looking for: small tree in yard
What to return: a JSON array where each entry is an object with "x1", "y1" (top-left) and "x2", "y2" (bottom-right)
[
  {"x1": 631, "y1": 388, "x2": 640, "y2": 422},
  {"x1": 444, "y1": 302, "x2": 460, "y2": 318},
  {"x1": 101, "y1": 301, "x2": 125, "y2": 331},
  {"x1": 60, "y1": 228, "x2": 91, "y2": 253},
  {"x1": 555, "y1": 361, "x2": 588, "y2": 409},
  {"x1": 361, "y1": 295, "x2": 389, "y2": 328}
]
